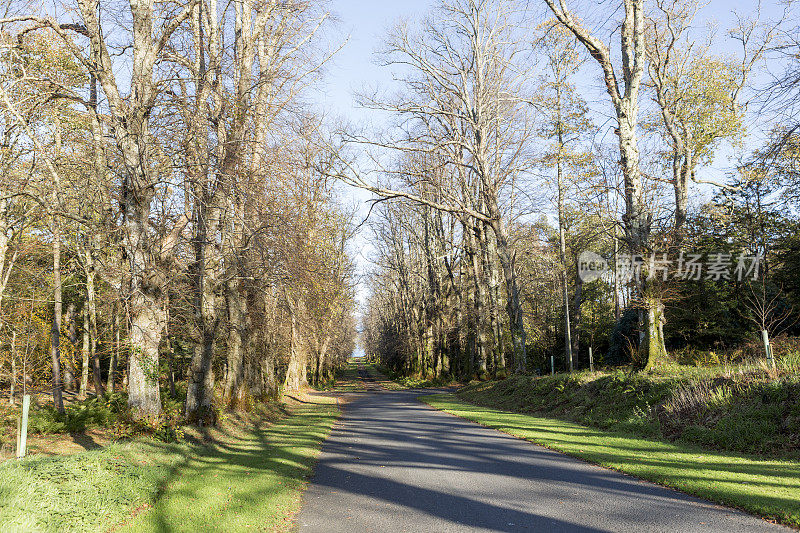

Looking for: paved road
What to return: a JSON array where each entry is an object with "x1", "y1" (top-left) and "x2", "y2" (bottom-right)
[{"x1": 298, "y1": 388, "x2": 786, "y2": 532}]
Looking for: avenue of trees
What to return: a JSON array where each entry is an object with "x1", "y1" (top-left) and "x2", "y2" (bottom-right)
[
  {"x1": 2, "y1": 0, "x2": 800, "y2": 422},
  {"x1": 360, "y1": 0, "x2": 800, "y2": 379},
  {"x1": 0, "y1": 0, "x2": 356, "y2": 421}
]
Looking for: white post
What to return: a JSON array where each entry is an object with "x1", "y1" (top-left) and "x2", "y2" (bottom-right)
[
  {"x1": 9, "y1": 329, "x2": 16, "y2": 405},
  {"x1": 17, "y1": 394, "x2": 30, "y2": 459},
  {"x1": 589, "y1": 347, "x2": 594, "y2": 373},
  {"x1": 550, "y1": 355, "x2": 555, "y2": 375},
  {"x1": 761, "y1": 330, "x2": 775, "y2": 369}
]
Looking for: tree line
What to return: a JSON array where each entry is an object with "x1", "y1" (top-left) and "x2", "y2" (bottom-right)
[
  {"x1": 359, "y1": 0, "x2": 800, "y2": 379},
  {"x1": 0, "y1": 0, "x2": 356, "y2": 421}
]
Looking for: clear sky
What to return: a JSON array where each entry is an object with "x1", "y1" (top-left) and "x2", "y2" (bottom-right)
[{"x1": 319, "y1": 0, "x2": 434, "y2": 125}]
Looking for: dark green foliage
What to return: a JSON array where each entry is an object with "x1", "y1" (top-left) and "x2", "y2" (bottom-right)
[
  {"x1": 605, "y1": 308, "x2": 638, "y2": 365},
  {"x1": 25, "y1": 393, "x2": 128, "y2": 435},
  {"x1": 379, "y1": 365, "x2": 453, "y2": 388}
]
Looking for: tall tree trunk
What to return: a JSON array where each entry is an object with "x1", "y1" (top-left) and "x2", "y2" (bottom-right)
[
  {"x1": 467, "y1": 221, "x2": 489, "y2": 378},
  {"x1": 80, "y1": 304, "x2": 89, "y2": 398},
  {"x1": 0, "y1": 198, "x2": 9, "y2": 311},
  {"x1": 0, "y1": 198, "x2": 18, "y2": 362},
  {"x1": 185, "y1": 277, "x2": 218, "y2": 423},
  {"x1": 86, "y1": 255, "x2": 104, "y2": 395},
  {"x1": 572, "y1": 267, "x2": 583, "y2": 364},
  {"x1": 556, "y1": 102, "x2": 573, "y2": 372},
  {"x1": 561, "y1": 263, "x2": 573, "y2": 372},
  {"x1": 461, "y1": 253, "x2": 474, "y2": 378},
  {"x1": 619, "y1": 110, "x2": 667, "y2": 368},
  {"x1": 613, "y1": 235, "x2": 621, "y2": 321},
  {"x1": 673, "y1": 154, "x2": 690, "y2": 244},
  {"x1": 50, "y1": 224, "x2": 64, "y2": 413},
  {"x1": 108, "y1": 303, "x2": 119, "y2": 392},
  {"x1": 283, "y1": 295, "x2": 307, "y2": 392},
  {"x1": 423, "y1": 311, "x2": 435, "y2": 379},
  {"x1": 63, "y1": 302, "x2": 78, "y2": 391},
  {"x1": 487, "y1": 219, "x2": 527, "y2": 372},
  {"x1": 185, "y1": 188, "x2": 222, "y2": 421},
  {"x1": 256, "y1": 290, "x2": 279, "y2": 399},
  {"x1": 484, "y1": 225, "x2": 506, "y2": 376},
  {"x1": 545, "y1": 0, "x2": 665, "y2": 369},
  {"x1": 72, "y1": 0, "x2": 191, "y2": 418},
  {"x1": 127, "y1": 288, "x2": 165, "y2": 416},
  {"x1": 9, "y1": 329, "x2": 15, "y2": 405},
  {"x1": 164, "y1": 297, "x2": 176, "y2": 399},
  {"x1": 316, "y1": 334, "x2": 332, "y2": 386},
  {"x1": 167, "y1": 339, "x2": 176, "y2": 399},
  {"x1": 87, "y1": 71, "x2": 106, "y2": 397},
  {"x1": 223, "y1": 273, "x2": 246, "y2": 407},
  {"x1": 120, "y1": 131, "x2": 167, "y2": 416}
]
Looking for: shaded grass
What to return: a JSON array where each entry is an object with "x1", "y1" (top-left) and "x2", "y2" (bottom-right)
[
  {"x1": 359, "y1": 363, "x2": 404, "y2": 390},
  {"x1": 123, "y1": 396, "x2": 337, "y2": 533},
  {"x1": 0, "y1": 439, "x2": 185, "y2": 532},
  {"x1": 377, "y1": 365, "x2": 457, "y2": 389},
  {"x1": 0, "y1": 396, "x2": 338, "y2": 532},
  {"x1": 423, "y1": 393, "x2": 800, "y2": 528},
  {"x1": 333, "y1": 361, "x2": 368, "y2": 392}
]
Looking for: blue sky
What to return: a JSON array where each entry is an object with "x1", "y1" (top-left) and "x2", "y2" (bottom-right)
[{"x1": 318, "y1": 0, "x2": 434, "y2": 125}]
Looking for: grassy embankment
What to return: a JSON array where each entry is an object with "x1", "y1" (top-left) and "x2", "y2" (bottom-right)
[
  {"x1": 423, "y1": 362, "x2": 800, "y2": 527},
  {"x1": 0, "y1": 394, "x2": 338, "y2": 532}
]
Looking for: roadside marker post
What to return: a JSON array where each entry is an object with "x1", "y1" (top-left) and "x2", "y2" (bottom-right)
[
  {"x1": 17, "y1": 394, "x2": 30, "y2": 459},
  {"x1": 761, "y1": 330, "x2": 775, "y2": 369},
  {"x1": 550, "y1": 355, "x2": 554, "y2": 375},
  {"x1": 589, "y1": 347, "x2": 594, "y2": 373}
]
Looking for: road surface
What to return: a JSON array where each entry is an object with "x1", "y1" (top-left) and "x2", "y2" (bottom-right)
[{"x1": 298, "y1": 387, "x2": 786, "y2": 532}]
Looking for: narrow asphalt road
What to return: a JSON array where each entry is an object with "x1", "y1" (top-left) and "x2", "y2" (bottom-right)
[{"x1": 298, "y1": 387, "x2": 786, "y2": 532}]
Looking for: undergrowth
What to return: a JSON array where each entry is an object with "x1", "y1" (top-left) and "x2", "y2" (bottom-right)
[{"x1": 1, "y1": 389, "x2": 189, "y2": 452}]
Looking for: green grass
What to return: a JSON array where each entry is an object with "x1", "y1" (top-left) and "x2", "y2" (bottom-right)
[
  {"x1": 0, "y1": 439, "x2": 185, "y2": 532},
  {"x1": 456, "y1": 369, "x2": 800, "y2": 459},
  {"x1": 377, "y1": 365, "x2": 456, "y2": 389},
  {"x1": 423, "y1": 393, "x2": 800, "y2": 528},
  {"x1": 333, "y1": 361, "x2": 369, "y2": 392},
  {"x1": 0, "y1": 396, "x2": 338, "y2": 532}
]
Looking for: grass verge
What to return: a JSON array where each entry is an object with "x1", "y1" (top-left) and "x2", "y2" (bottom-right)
[
  {"x1": 0, "y1": 395, "x2": 338, "y2": 532},
  {"x1": 377, "y1": 365, "x2": 457, "y2": 389},
  {"x1": 333, "y1": 361, "x2": 369, "y2": 392},
  {"x1": 456, "y1": 369, "x2": 800, "y2": 459},
  {"x1": 423, "y1": 393, "x2": 800, "y2": 528}
]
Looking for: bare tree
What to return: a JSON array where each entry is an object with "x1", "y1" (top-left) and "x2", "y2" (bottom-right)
[
  {"x1": 544, "y1": 0, "x2": 669, "y2": 368},
  {"x1": 338, "y1": 0, "x2": 535, "y2": 372}
]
